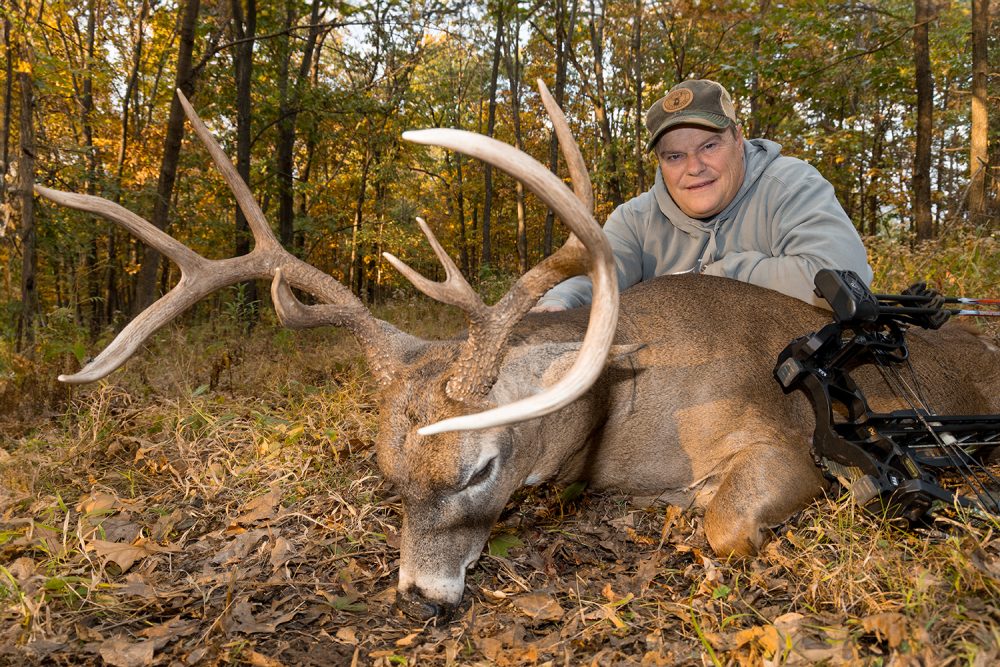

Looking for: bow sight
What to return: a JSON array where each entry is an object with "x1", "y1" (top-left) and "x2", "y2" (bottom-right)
[{"x1": 775, "y1": 269, "x2": 1000, "y2": 523}]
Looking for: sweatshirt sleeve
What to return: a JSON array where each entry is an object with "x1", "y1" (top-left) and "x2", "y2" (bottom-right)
[
  {"x1": 700, "y1": 164, "x2": 872, "y2": 308},
  {"x1": 536, "y1": 203, "x2": 647, "y2": 309}
]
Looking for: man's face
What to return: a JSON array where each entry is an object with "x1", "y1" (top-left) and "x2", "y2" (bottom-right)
[{"x1": 656, "y1": 125, "x2": 745, "y2": 219}]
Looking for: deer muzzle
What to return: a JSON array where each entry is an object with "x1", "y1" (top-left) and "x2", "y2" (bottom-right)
[{"x1": 395, "y1": 516, "x2": 489, "y2": 621}]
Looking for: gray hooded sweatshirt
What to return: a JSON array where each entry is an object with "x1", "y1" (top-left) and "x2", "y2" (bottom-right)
[{"x1": 537, "y1": 138, "x2": 873, "y2": 310}]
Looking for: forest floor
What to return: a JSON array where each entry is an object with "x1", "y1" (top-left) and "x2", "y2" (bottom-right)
[{"x1": 1, "y1": 296, "x2": 1000, "y2": 666}]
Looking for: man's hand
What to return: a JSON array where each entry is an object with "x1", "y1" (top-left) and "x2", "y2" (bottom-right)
[{"x1": 530, "y1": 303, "x2": 566, "y2": 313}]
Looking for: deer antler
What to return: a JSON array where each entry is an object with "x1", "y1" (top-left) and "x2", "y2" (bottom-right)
[
  {"x1": 382, "y1": 217, "x2": 489, "y2": 321},
  {"x1": 38, "y1": 85, "x2": 615, "y2": 437},
  {"x1": 389, "y1": 79, "x2": 618, "y2": 434},
  {"x1": 36, "y1": 90, "x2": 409, "y2": 386}
]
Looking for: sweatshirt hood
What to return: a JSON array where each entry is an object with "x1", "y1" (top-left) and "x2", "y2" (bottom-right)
[{"x1": 652, "y1": 137, "x2": 783, "y2": 236}]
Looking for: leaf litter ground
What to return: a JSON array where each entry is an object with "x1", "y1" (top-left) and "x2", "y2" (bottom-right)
[{"x1": 2, "y1": 312, "x2": 1000, "y2": 666}]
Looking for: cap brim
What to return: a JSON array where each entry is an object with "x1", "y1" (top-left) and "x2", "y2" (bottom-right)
[{"x1": 646, "y1": 112, "x2": 733, "y2": 152}]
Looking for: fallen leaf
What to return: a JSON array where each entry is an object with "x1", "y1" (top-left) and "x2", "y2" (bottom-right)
[
  {"x1": 75, "y1": 623, "x2": 104, "y2": 643},
  {"x1": 87, "y1": 539, "x2": 153, "y2": 573},
  {"x1": 99, "y1": 637, "x2": 154, "y2": 667},
  {"x1": 512, "y1": 592, "x2": 564, "y2": 622},
  {"x1": 212, "y1": 529, "x2": 267, "y2": 565},
  {"x1": 119, "y1": 573, "x2": 156, "y2": 598},
  {"x1": 7, "y1": 556, "x2": 37, "y2": 585},
  {"x1": 395, "y1": 632, "x2": 421, "y2": 647},
  {"x1": 150, "y1": 509, "x2": 184, "y2": 542},
  {"x1": 244, "y1": 650, "x2": 284, "y2": 667},
  {"x1": 138, "y1": 617, "x2": 198, "y2": 646},
  {"x1": 238, "y1": 485, "x2": 282, "y2": 525},
  {"x1": 77, "y1": 491, "x2": 121, "y2": 515},
  {"x1": 603, "y1": 605, "x2": 627, "y2": 630},
  {"x1": 335, "y1": 627, "x2": 358, "y2": 645},
  {"x1": 488, "y1": 533, "x2": 524, "y2": 557},
  {"x1": 326, "y1": 594, "x2": 366, "y2": 613},
  {"x1": 222, "y1": 600, "x2": 300, "y2": 634},
  {"x1": 862, "y1": 612, "x2": 907, "y2": 649},
  {"x1": 732, "y1": 625, "x2": 781, "y2": 656},
  {"x1": 478, "y1": 636, "x2": 503, "y2": 662},
  {"x1": 269, "y1": 536, "x2": 294, "y2": 570},
  {"x1": 634, "y1": 554, "x2": 660, "y2": 594}
]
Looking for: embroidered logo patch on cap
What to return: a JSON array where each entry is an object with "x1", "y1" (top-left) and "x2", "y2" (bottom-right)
[{"x1": 662, "y1": 88, "x2": 694, "y2": 113}]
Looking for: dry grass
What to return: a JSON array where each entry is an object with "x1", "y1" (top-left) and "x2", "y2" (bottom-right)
[{"x1": 1, "y1": 246, "x2": 999, "y2": 666}]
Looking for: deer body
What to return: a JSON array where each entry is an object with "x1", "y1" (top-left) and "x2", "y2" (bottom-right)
[{"x1": 379, "y1": 272, "x2": 1000, "y2": 618}]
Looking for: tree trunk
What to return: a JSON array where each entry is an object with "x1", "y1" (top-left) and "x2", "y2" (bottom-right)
[
  {"x1": 275, "y1": 0, "x2": 322, "y2": 249},
  {"x1": 350, "y1": 146, "x2": 373, "y2": 297},
  {"x1": 866, "y1": 116, "x2": 888, "y2": 237},
  {"x1": 544, "y1": 0, "x2": 577, "y2": 257},
  {"x1": 912, "y1": 0, "x2": 934, "y2": 240},
  {"x1": 232, "y1": 0, "x2": 259, "y2": 319},
  {"x1": 503, "y1": 2, "x2": 528, "y2": 274},
  {"x1": 968, "y1": 0, "x2": 989, "y2": 223},
  {"x1": 80, "y1": 0, "x2": 101, "y2": 332},
  {"x1": 481, "y1": 2, "x2": 505, "y2": 269},
  {"x1": 455, "y1": 152, "x2": 470, "y2": 276},
  {"x1": 106, "y1": 0, "x2": 150, "y2": 323},
  {"x1": 134, "y1": 0, "x2": 202, "y2": 313},
  {"x1": 587, "y1": 0, "x2": 624, "y2": 208},
  {"x1": 17, "y1": 58, "x2": 37, "y2": 351},
  {"x1": 1, "y1": 17, "x2": 12, "y2": 198},
  {"x1": 748, "y1": 0, "x2": 771, "y2": 139},
  {"x1": 631, "y1": 0, "x2": 646, "y2": 194}
]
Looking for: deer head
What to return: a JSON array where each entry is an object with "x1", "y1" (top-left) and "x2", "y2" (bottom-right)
[{"x1": 37, "y1": 81, "x2": 617, "y2": 620}]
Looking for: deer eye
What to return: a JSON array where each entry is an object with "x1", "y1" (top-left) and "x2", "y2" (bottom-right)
[{"x1": 466, "y1": 456, "x2": 496, "y2": 490}]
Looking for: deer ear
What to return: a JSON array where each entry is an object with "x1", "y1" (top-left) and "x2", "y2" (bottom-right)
[
  {"x1": 491, "y1": 341, "x2": 642, "y2": 407},
  {"x1": 608, "y1": 343, "x2": 646, "y2": 360},
  {"x1": 536, "y1": 343, "x2": 644, "y2": 384},
  {"x1": 486, "y1": 342, "x2": 582, "y2": 402}
]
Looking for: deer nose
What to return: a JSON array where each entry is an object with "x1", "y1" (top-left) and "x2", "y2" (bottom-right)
[{"x1": 395, "y1": 588, "x2": 457, "y2": 622}]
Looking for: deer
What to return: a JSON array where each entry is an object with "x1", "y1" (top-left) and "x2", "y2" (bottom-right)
[{"x1": 37, "y1": 82, "x2": 1000, "y2": 622}]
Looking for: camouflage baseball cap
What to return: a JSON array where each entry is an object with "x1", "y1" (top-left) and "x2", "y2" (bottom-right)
[{"x1": 645, "y1": 79, "x2": 738, "y2": 151}]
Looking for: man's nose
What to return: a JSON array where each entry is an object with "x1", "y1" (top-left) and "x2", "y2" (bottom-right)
[{"x1": 685, "y1": 153, "x2": 706, "y2": 174}]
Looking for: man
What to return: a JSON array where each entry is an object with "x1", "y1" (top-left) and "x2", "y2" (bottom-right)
[{"x1": 535, "y1": 79, "x2": 872, "y2": 311}]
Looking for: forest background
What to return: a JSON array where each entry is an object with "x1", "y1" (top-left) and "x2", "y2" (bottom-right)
[{"x1": 0, "y1": 0, "x2": 997, "y2": 356}]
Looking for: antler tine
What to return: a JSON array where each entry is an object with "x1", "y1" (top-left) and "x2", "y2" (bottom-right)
[
  {"x1": 270, "y1": 267, "x2": 414, "y2": 384},
  {"x1": 536, "y1": 79, "x2": 593, "y2": 213},
  {"x1": 35, "y1": 185, "x2": 205, "y2": 273},
  {"x1": 58, "y1": 274, "x2": 237, "y2": 383},
  {"x1": 270, "y1": 267, "x2": 362, "y2": 329},
  {"x1": 176, "y1": 90, "x2": 280, "y2": 252},
  {"x1": 382, "y1": 217, "x2": 487, "y2": 318},
  {"x1": 402, "y1": 127, "x2": 618, "y2": 436}
]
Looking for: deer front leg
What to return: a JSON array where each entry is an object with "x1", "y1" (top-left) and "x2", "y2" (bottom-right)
[{"x1": 703, "y1": 434, "x2": 826, "y2": 557}]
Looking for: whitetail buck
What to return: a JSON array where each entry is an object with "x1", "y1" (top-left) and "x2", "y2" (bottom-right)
[{"x1": 38, "y1": 83, "x2": 1000, "y2": 621}]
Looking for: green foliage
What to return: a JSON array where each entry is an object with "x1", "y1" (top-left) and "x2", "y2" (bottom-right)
[
  {"x1": 868, "y1": 230, "x2": 1000, "y2": 297},
  {"x1": 487, "y1": 532, "x2": 524, "y2": 557}
]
